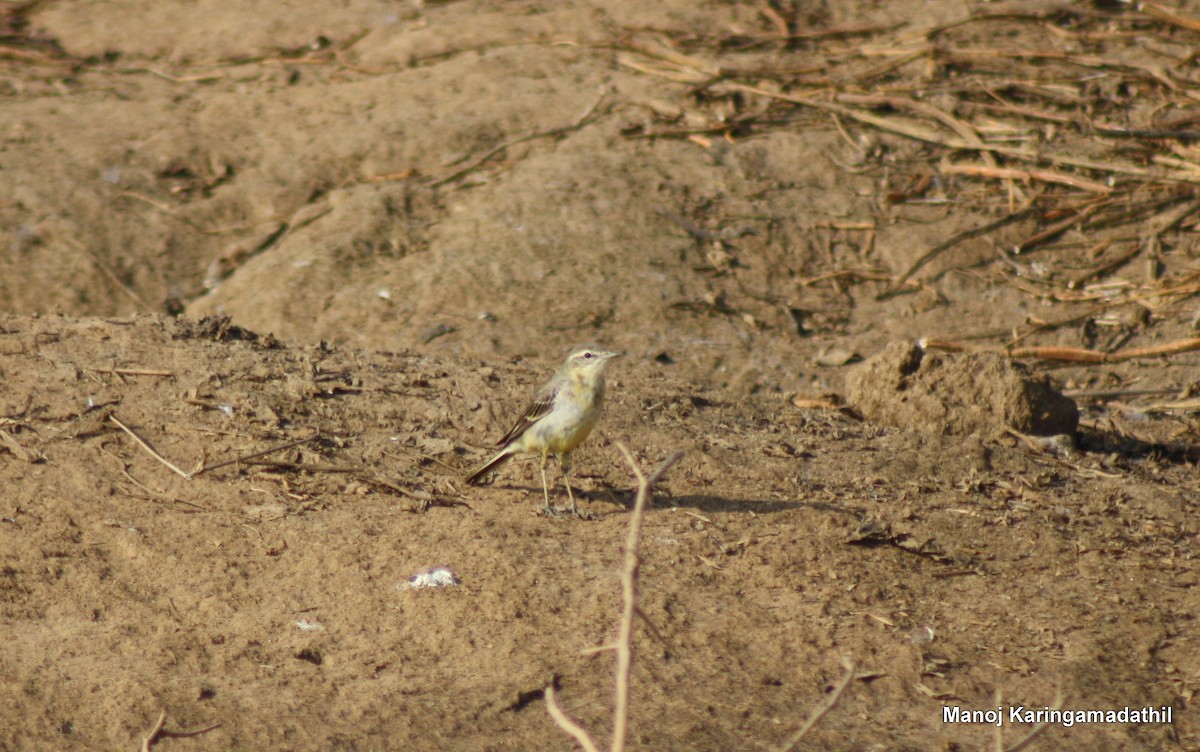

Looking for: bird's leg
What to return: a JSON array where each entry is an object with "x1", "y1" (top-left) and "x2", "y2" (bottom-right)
[
  {"x1": 559, "y1": 453, "x2": 578, "y2": 516},
  {"x1": 538, "y1": 451, "x2": 553, "y2": 512}
]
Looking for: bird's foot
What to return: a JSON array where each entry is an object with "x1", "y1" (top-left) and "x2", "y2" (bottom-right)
[{"x1": 538, "y1": 503, "x2": 593, "y2": 520}]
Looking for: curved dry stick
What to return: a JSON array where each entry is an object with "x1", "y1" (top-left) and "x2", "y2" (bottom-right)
[
  {"x1": 776, "y1": 657, "x2": 857, "y2": 752},
  {"x1": 612, "y1": 445, "x2": 683, "y2": 752},
  {"x1": 922, "y1": 336, "x2": 1200, "y2": 363},
  {"x1": 1004, "y1": 689, "x2": 1065, "y2": 752},
  {"x1": 941, "y1": 163, "x2": 1112, "y2": 194},
  {"x1": 836, "y1": 92, "x2": 1018, "y2": 199},
  {"x1": 140, "y1": 711, "x2": 166, "y2": 752},
  {"x1": 543, "y1": 446, "x2": 682, "y2": 752},
  {"x1": 1143, "y1": 2, "x2": 1200, "y2": 33},
  {"x1": 430, "y1": 92, "x2": 609, "y2": 188},
  {"x1": 879, "y1": 207, "x2": 1042, "y2": 298},
  {"x1": 141, "y1": 710, "x2": 222, "y2": 751},
  {"x1": 545, "y1": 682, "x2": 600, "y2": 752},
  {"x1": 192, "y1": 432, "x2": 319, "y2": 476},
  {"x1": 110, "y1": 415, "x2": 193, "y2": 480}
]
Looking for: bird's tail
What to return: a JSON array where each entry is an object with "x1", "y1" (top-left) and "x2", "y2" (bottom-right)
[{"x1": 466, "y1": 448, "x2": 514, "y2": 485}]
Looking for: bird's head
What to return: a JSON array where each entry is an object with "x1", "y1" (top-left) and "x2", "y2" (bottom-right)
[{"x1": 564, "y1": 347, "x2": 621, "y2": 378}]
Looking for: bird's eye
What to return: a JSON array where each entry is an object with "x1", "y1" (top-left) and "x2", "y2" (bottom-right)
[{"x1": 583, "y1": 352, "x2": 594, "y2": 359}]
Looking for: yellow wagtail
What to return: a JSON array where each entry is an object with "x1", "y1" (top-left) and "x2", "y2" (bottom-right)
[{"x1": 467, "y1": 347, "x2": 621, "y2": 515}]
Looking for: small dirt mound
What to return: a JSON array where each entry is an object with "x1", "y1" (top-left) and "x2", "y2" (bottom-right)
[{"x1": 845, "y1": 341, "x2": 1078, "y2": 438}]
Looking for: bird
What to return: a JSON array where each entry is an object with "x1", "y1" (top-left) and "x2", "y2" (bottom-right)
[{"x1": 466, "y1": 347, "x2": 621, "y2": 516}]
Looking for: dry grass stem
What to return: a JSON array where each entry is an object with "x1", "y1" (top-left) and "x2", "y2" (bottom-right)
[
  {"x1": 544, "y1": 683, "x2": 601, "y2": 752},
  {"x1": 544, "y1": 445, "x2": 682, "y2": 752},
  {"x1": 1141, "y1": 2, "x2": 1200, "y2": 33},
  {"x1": 613, "y1": 444, "x2": 683, "y2": 752},
  {"x1": 109, "y1": 415, "x2": 193, "y2": 480},
  {"x1": 1003, "y1": 690, "x2": 1065, "y2": 752},
  {"x1": 612, "y1": 18, "x2": 1200, "y2": 368},
  {"x1": 921, "y1": 337, "x2": 1200, "y2": 363},
  {"x1": 140, "y1": 710, "x2": 221, "y2": 751},
  {"x1": 431, "y1": 92, "x2": 609, "y2": 188},
  {"x1": 940, "y1": 164, "x2": 1112, "y2": 194},
  {"x1": 193, "y1": 432, "x2": 320, "y2": 476},
  {"x1": 775, "y1": 656, "x2": 857, "y2": 752},
  {"x1": 880, "y1": 208, "x2": 1041, "y2": 298},
  {"x1": 87, "y1": 367, "x2": 176, "y2": 378}
]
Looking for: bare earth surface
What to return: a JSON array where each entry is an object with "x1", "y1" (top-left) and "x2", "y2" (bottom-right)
[{"x1": 3, "y1": 1, "x2": 1200, "y2": 750}]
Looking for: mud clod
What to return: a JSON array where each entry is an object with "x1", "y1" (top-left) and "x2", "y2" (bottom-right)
[{"x1": 846, "y1": 342, "x2": 1079, "y2": 437}]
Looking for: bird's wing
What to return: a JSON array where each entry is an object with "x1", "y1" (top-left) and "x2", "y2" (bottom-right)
[{"x1": 495, "y1": 385, "x2": 557, "y2": 447}]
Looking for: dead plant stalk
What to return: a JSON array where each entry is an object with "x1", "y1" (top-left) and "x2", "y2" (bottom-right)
[
  {"x1": 545, "y1": 445, "x2": 683, "y2": 752},
  {"x1": 140, "y1": 710, "x2": 221, "y2": 751}
]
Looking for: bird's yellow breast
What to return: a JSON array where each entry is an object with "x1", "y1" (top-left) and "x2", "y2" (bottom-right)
[{"x1": 519, "y1": 374, "x2": 605, "y2": 456}]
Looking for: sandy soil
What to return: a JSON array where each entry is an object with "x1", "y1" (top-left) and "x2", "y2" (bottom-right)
[{"x1": 2, "y1": 1, "x2": 1199, "y2": 750}]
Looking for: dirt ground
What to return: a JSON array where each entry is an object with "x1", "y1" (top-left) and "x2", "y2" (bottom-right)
[{"x1": 3, "y1": 1, "x2": 1200, "y2": 750}]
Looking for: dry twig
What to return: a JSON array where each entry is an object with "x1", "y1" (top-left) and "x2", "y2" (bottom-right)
[
  {"x1": 140, "y1": 710, "x2": 221, "y2": 751},
  {"x1": 1141, "y1": 2, "x2": 1200, "y2": 33},
  {"x1": 65, "y1": 238, "x2": 156, "y2": 313},
  {"x1": 431, "y1": 92, "x2": 609, "y2": 188},
  {"x1": 1012, "y1": 198, "x2": 1111, "y2": 254},
  {"x1": 545, "y1": 446, "x2": 683, "y2": 752},
  {"x1": 775, "y1": 656, "x2": 857, "y2": 752},
  {"x1": 941, "y1": 163, "x2": 1112, "y2": 195},
  {"x1": 192, "y1": 433, "x2": 320, "y2": 476},
  {"x1": 1003, "y1": 689, "x2": 1065, "y2": 752},
  {"x1": 545, "y1": 683, "x2": 601, "y2": 752},
  {"x1": 87, "y1": 367, "x2": 175, "y2": 378},
  {"x1": 879, "y1": 208, "x2": 1041, "y2": 298},
  {"x1": 921, "y1": 336, "x2": 1200, "y2": 363},
  {"x1": 110, "y1": 415, "x2": 193, "y2": 480},
  {"x1": 613, "y1": 444, "x2": 682, "y2": 752}
]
